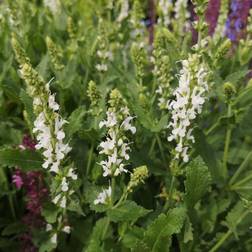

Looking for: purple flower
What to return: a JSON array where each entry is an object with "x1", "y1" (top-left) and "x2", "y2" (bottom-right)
[
  {"x1": 225, "y1": 0, "x2": 251, "y2": 42},
  {"x1": 12, "y1": 135, "x2": 48, "y2": 251},
  {"x1": 12, "y1": 170, "x2": 24, "y2": 189},
  {"x1": 205, "y1": 0, "x2": 221, "y2": 35}
]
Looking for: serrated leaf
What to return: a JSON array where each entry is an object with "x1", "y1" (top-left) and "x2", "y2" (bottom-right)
[
  {"x1": 39, "y1": 238, "x2": 57, "y2": 252},
  {"x1": 224, "y1": 201, "x2": 246, "y2": 239},
  {"x1": 107, "y1": 200, "x2": 151, "y2": 223},
  {"x1": 85, "y1": 218, "x2": 108, "y2": 252},
  {"x1": 234, "y1": 86, "x2": 252, "y2": 108},
  {"x1": 143, "y1": 207, "x2": 186, "y2": 252},
  {"x1": 41, "y1": 203, "x2": 59, "y2": 224},
  {"x1": 132, "y1": 103, "x2": 167, "y2": 133},
  {"x1": 66, "y1": 107, "x2": 86, "y2": 137},
  {"x1": 194, "y1": 128, "x2": 222, "y2": 181},
  {"x1": 185, "y1": 156, "x2": 211, "y2": 208},
  {"x1": 0, "y1": 149, "x2": 43, "y2": 170},
  {"x1": 122, "y1": 226, "x2": 145, "y2": 249},
  {"x1": 1, "y1": 222, "x2": 26, "y2": 236},
  {"x1": 224, "y1": 69, "x2": 248, "y2": 84}
]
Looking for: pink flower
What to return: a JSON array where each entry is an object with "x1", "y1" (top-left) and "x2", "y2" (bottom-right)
[
  {"x1": 12, "y1": 135, "x2": 48, "y2": 251},
  {"x1": 12, "y1": 169, "x2": 24, "y2": 189}
]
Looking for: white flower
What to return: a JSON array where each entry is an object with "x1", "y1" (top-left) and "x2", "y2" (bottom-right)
[
  {"x1": 94, "y1": 186, "x2": 112, "y2": 205},
  {"x1": 46, "y1": 224, "x2": 53, "y2": 231},
  {"x1": 174, "y1": 0, "x2": 189, "y2": 20},
  {"x1": 62, "y1": 226, "x2": 71, "y2": 234},
  {"x1": 44, "y1": 0, "x2": 60, "y2": 15},
  {"x1": 167, "y1": 54, "x2": 208, "y2": 162},
  {"x1": 121, "y1": 116, "x2": 136, "y2": 134},
  {"x1": 99, "y1": 136, "x2": 116, "y2": 155},
  {"x1": 52, "y1": 194, "x2": 61, "y2": 205},
  {"x1": 51, "y1": 233, "x2": 57, "y2": 244},
  {"x1": 96, "y1": 64, "x2": 108, "y2": 72},
  {"x1": 99, "y1": 111, "x2": 117, "y2": 128},
  {"x1": 48, "y1": 94, "x2": 59, "y2": 111},
  {"x1": 67, "y1": 168, "x2": 78, "y2": 180},
  {"x1": 60, "y1": 196, "x2": 66, "y2": 208},
  {"x1": 158, "y1": 0, "x2": 173, "y2": 26},
  {"x1": 117, "y1": 0, "x2": 129, "y2": 22},
  {"x1": 61, "y1": 177, "x2": 69, "y2": 192}
]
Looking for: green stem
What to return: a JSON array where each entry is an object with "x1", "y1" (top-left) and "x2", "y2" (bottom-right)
[
  {"x1": 223, "y1": 104, "x2": 232, "y2": 178},
  {"x1": 209, "y1": 230, "x2": 232, "y2": 252},
  {"x1": 102, "y1": 217, "x2": 110, "y2": 240},
  {"x1": 209, "y1": 210, "x2": 249, "y2": 252},
  {"x1": 0, "y1": 168, "x2": 16, "y2": 219},
  {"x1": 163, "y1": 175, "x2": 175, "y2": 212},
  {"x1": 113, "y1": 190, "x2": 127, "y2": 209},
  {"x1": 205, "y1": 121, "x2": 220, "y2": 136},
  {"x1": 111, "y1": 177, "x2": 116, "y2": 205},
  {"x1": 102, "y1": 177, "x2": 116, "y2": 241},
  {"x1": 148, "y1": 137, "x2": 157, "y2": 156},
  {"x1": 156, "y1": 134, "x2": 166, "y2": 163},
  {"x1": 86, "y1": 143, "x2": 94, "y2": 176},
  {"x1": 231, "y1": 172, "x2": 252, "y2": 189},
  {"x1": 229, "y1": 150, "x2": 252, "y2": 185}
]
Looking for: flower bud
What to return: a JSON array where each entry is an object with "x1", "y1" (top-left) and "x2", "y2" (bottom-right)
[
  {"x1": 223, "y1": 82, "x2": 236, "y2": 100},
  {"x1": 127, "y1": 166, "x2": 148, "y2": 193}
]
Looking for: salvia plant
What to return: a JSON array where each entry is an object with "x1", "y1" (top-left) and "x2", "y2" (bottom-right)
[{"x1": 1, "y1": 0, "x2": 252, "y2": 252}]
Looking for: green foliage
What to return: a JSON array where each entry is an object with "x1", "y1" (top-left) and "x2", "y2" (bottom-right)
[
  {"x1": 0, "y1": 148, "x2": 43, "y2": 171},
  {"x1": 107, "y1": 200, "x2": 151, "y2": 223},
  {"x1": 1, "y1": 1, "x2": 252, "y2": 252},
  {"x1": 136, "y1": 207, "x2": 186, "y2": 252},
  {"x1": 185, "y1": 156, "x2": 212, "y2": 208}
]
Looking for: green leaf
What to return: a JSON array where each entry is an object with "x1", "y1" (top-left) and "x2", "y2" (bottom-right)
[
  {"x1": 20, "y1": 89, "x2": 35, "y2": 123},
  {"x1": 194, "y1": 128, "x2": 223, "y2": 181},
  {"x1": 1, "y1": 222, "x2": 26, "y2": 236},
  {"x1": 66, "y1": 107, "x2": 86, "y2": 137},
  {"x1": 85, "y1": 218, "x2": 109, "y2": 252},
  {"x1": 183, "y1": 217, "x2": 193, "y2": 243},
  {"x1": 224, "y1": 69, "x2": 248, "y2": 84},
  {"x1": 122, "y1": 226, "x2": 145, "y2": 249},
  {"x1": 0, "y1": 148, "x2": 43, "y2": 170},
  {"x1": 84, "y1": 182, "x2": 110, "y2": 213},
  {"x1": 41, "y1": 203, "x2": 59, "y2": 224},
  {"x1": 224, "y1": 201, "x2": 246, "y2": 239},
  {"x1": 39, "y1": 238, "x2": 57, "y2": 252},
  {"x1": 184, "y1": 156, "x2": 211, "y2": 208},
  {"x1": 132, "y1": 103, "x2": 167, "y2": 133},
  {"x1": 234, "y1": 86, "x2": 252, "y2": 108},
  {"x1": 107, "y1": 200, "x2": 151, "y2": 223},
  {"x1": 143, "y1": 207, "x2": 186, "y2": 252}
]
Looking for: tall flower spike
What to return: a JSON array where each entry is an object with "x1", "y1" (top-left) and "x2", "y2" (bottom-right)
[
  {"x1": 98, "y1": 89, "x2": 136, "y2": 177},
  {"x1": 225, "y1": 0, "x2": 251, "y2": 42},
  {"x1": 213, "y1": 0, "x2": 229, "y2": 40},
  {"x1": 95, "y1": 18, "x2": 113, "y2": 73},
  {"x1": 167, "y1": 54, "x2": 209, "y2": 163},
  {"x1": 153, "y1": 28, "x2": 173, "y2": 110},
  {"x1": 173, "y1": 0, "x2": 190, "y2": 35},
  {"x1": 46, "y1": 36, "x2": 64, "y2": 71},
  {"x1": 157, "y1": 0, "x2": 173, "y2": 27},
  {"x1": 44, "y1": 0, "x2": 61, "y2": 15},
  {"x1": 117, "y1": 0, "x2": 129, "y2": 23},
  {"x1": 131, "y1": 42, "x2": 147, "y2": 82},
  {"x1": 12, "y1": 35, "x2": 78, "y2": 245},
  {"x1": 94, "y1": 89, "x2": 136, "y2": 205}
]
